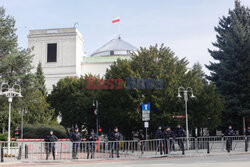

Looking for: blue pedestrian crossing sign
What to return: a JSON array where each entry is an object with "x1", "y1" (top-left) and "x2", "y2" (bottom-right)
[
  {"x1": 142, "y1": 103, "x2": 150, "y2": 121},
  {"x1": 142, "y1": 103, "x2": 150, "y2": 111}
]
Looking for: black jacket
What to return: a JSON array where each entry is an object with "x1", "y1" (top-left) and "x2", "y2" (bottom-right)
[
  {"x1": 163, "y1": 130, "x2": 175, "y2": 139},
  {"x1": 175, "y1": 128, "x2": 185, "y2": 137},
  {"x1": 70, "y1": 132, "x2": 82, "y2": 142},
  {"x1": 156, "y1": 129, "x2": 163, "y2": 139},
  {"x1": 44, "y1": 134, "x2": 58, "y2": 142},
  {"x1": 86, "y1": 133, "x2": 98, "y2": 141},
  {"x1": 245, "y1": 129, "x2": 250, "y2": 136},
  {"x1": 109, "y1": 131, "x2": 121, "y2": 141},
  {"x1": 225, "y1": 129, "x2": 235, "y2": 136}
]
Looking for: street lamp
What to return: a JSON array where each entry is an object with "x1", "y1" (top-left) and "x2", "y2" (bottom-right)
[
  {"x1": 177, "y1": 87, "x2": 195, "y2": 148},
  {"x1": 0, "y1": 82, "x2": 22, "y2": 154},
  {"x1": 19, "y1": 109, "x2": 27, "y2": 139},
  {"x1": 93, "y1": 100, "x2": 99, "y2": 136}
]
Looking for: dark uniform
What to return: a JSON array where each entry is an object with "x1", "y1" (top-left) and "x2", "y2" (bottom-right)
[
  {"x1": 245, "y1": 126, "x2": 250, "y2": 151},
  {"x1": 44, "y1": 130, "x2": 58, "y2": 160},
  {"x1": 70, "y1": 128, "x2": 82, "y2": 159},
  {"x1": 109, "y1": 127, "x2": 121, "y2": 158},
  {"x1": 175, "y1": 126, "x2": 185, "y2": 152},
  {"x1": 86, "y1": 129, "x2": 98, "y2": 159},
  {"x1": 163, "y1": 126, "x2": 175, "y2": 154},
  {"x1": 138, "y1": 130, "x2": 145, "y2": 154},
  {"x1": 224, "y1": 126, "x2": 235, "y2": 153},
  {"x1": 155, "y1": 126, "x2": 163, "y2": 155}
]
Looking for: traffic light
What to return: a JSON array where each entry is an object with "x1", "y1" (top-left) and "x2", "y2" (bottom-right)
[
  {"x1": 98, "y1": 128, "x2": 102, "y2": 135},
  {"x1": 15, "y1": 128, "x2": 19, "y2": 140}
]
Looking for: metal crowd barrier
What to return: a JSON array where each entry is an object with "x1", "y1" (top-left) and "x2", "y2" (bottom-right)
[{"x1": 0, "y1": 136, "x2": 249, "y2": 162}]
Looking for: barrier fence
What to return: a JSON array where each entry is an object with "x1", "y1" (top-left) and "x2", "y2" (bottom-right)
[{"x1": 0, "y1": 136, "x2": 249, "y2": 162}]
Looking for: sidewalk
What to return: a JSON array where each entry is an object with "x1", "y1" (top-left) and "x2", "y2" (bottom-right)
[{"x1": 1, "y1": 150, "x2": 249, "y2": 167}]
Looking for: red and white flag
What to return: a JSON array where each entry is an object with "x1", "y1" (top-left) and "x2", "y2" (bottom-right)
[{"x1": 112, "y1": 17, "x2": 120, "y2": 23}]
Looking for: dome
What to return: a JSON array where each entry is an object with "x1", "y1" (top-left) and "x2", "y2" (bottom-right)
[{"x1": 91, "y1": 36, "x2": 138, "y2": 57}]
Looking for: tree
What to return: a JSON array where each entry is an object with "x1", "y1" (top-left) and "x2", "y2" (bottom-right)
[
  {"x1": 35, "y1": 62, "x2": 47, "y2": 96},
  {"x1": 0, "y1": 7, "x2": 53, "y2": 132},
  {"x1": 101, "y1": 45, "x2": 223, "y2": 138},
  {"x1": 206, "y1": 1, "x2": 250, "y2": 132},
  {"x1": 48, "y1": 75, "x2": 100, "y2": 133},
  {"x1": 0, "y1": 7, "x2": 17, "y2": 59}
]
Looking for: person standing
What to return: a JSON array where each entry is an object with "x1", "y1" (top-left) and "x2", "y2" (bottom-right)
[
  {"x1": 245, "y1": 125, "x2": 250, "y2": 152},
  {"x1": 86, "y1": 129, "x2": 98, "y2": 159},
  {"x1": 175, "y1": 124, "x2": 185, "y2": 152},
  {"x1": 109, "y1": 127, "x2": 121, "y2": 158},
  {"x1": 162, "y1": 126, "x2": 175, "y2": 154},
  {"x1": 155, "y1": 126, "x2": 163, "y2": 155},
  {"x1": 44, "y1": 130, "x2": 58, "y2": 160},
  {"x1": 224, "y1": 125, "x2": 235, "y2": 153},
  {"x1": 70, "y1": 127, "x2": 82, "y2": 159}
]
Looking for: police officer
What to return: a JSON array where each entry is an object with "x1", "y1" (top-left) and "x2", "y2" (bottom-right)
[
  {"x1": 245, "y1": 125, "x2": 250, "y2": 151},
  {"x1": 70, "y1": 127, "x2": 82, "y2": 159},
  {"x1": 163, "y1": 126, "x2": 175, "y2": 154},
  {"x1": 86, "y1": 129, "x2": 98, "y2": 159},
  {"x1": 156, "y1": 126, "x2": 163, "y2": 155},
  {"x1": 44, "y1": 130, "x2": 58, "y2": 160},
  {"x1": 109, "y1": 127, "x2": 121, "y2": 158},
  {"x1": 175, "y1": 124, "x2": 185, "y2": 152},
  {"x1": 225, "y1": 125, "x2": 235, "y2": 153}
]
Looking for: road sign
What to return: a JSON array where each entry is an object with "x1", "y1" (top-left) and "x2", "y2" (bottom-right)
[
  {"x1": 142, "y1": 103, "x2": 150, "y2": 111},
  {"x1": 142, "y1": 103, "x2": 150, "y2": 121},
  {"x1": 144, "y1": 122, "x2": 149, "y2": 128},
  {"x1": 172, "y1": 115, "x2": 186, "y2": 118}
]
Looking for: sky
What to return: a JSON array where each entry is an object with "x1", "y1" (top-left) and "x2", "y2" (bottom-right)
[{"x1": 0, "y1": 0, "x2": 249, "y2": 74}]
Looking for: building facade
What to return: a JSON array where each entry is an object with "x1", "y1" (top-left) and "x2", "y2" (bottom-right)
[{"x1": 28, "y1": 27, "x2": 137, "y2": 92}]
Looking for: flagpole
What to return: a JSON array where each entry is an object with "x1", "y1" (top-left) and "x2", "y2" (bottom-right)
[{"x1": 118, "y1": 20, "x2": 121, "y2": 36}]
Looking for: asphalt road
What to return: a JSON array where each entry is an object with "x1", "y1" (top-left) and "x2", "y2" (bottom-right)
[{"x1": 1, "y1": 153, "x2": 250, "y2": 167}]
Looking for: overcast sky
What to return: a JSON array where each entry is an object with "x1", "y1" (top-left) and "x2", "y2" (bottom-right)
[{"x1": 1, "y1": 0, "x2": 249, "y2": 74}]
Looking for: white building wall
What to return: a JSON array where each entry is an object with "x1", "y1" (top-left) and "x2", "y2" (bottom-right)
[
  {"x1": 28, "y1": 28, "x2": 84, "y2": 93},
  {"x1": 81, "y1": 63, "x2": 112, "y2": 77}
]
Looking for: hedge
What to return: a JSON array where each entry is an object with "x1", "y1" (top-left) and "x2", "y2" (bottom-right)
[{"x1": 23, "y1": 124, "x2": 68, "y2": 139}]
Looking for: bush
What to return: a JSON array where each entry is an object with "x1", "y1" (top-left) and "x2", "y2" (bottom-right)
[
  {"x1": 23, "y1": 124, "x2": 67, "y2": 139},
  {"x1": 0, "y1": 132, "x2": 8, "y2": 141}
]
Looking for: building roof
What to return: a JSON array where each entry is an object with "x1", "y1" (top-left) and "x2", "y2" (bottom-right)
[{"x1": 91, "y1": 36, "x2": 138, "y2": 57}]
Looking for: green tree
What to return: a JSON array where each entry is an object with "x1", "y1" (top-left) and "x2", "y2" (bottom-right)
[
  {"x1": 48, "y1": 75, "x2": 100, "y2": 133},
  {"x1": 0, "y1": 7, "x2": 17, "y2": 59},
  {"x1": 206, "y1": 1, "x2": 250, "y2": 132},
  {"x1": 35, "y1": 62, "x2": 47, "y2": 96},
  {"x1": 101, "y1": 45, "x2": 223, "y2": 138},
  {"x1": 0, "y1": 7, "x2": 53, "y2": 132}
]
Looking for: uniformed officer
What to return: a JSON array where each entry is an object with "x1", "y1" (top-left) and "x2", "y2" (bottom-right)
[
  {"x1": 225, "y1": 125, "x2": 235, "y2": 153},
  {"x1": 70, "y1": 127, "x2": 82, "y2": 159},
  {"x1": 175, "y1": 124, "x2": 185, "y2": 152},
  {"x1": 155, "y1": 126, "x2": 163, "y2": 155},
  {"x1": 86, "y1": 129, "x2": 98, "y2": 159},
  {"x1": 163, "y1": 126, "x2": 175, "y2": 154},
  {"x1": 245, "y1": 125, "x2": 250, "y2": 151},
  {"x1": 44, "y1": 130, "x2": 58, "y2": 160},
  {"x1": 109, "y1": 127, "x2": 121, "y2": 158}
]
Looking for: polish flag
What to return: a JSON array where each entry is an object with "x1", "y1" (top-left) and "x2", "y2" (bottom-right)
[{"x1": 112, "y1": 17, "x2": 120, "y2": 23}]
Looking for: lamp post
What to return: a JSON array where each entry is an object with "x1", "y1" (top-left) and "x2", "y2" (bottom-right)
[
  {"x1": 0, "y1": 83, "x2": 22, "y2": 154},
  {"x1": 19, "y1": 109, "x2": 27, "y2": 139},
  {"x1": 177, "y1": 87, "x2": 195, "y2": 149},
  {"x1": 93, "y1": 100, "x2": 99, "y2": 136}
]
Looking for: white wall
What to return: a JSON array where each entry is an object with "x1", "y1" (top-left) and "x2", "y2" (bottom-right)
[
  {"x1": 81, "y1": 62, "x2": 112, "y2": 77},
  {"x1": 28, "y1": 28, "x2": 84, "y2": 93}
]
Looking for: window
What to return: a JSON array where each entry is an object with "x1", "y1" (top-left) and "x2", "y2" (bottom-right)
[
  {"x1": 110, "y1": 50, "x2": 114, "y2": 55},
  {"x1": 47, "y1": 43, "x2": 57, "y2": 62}
]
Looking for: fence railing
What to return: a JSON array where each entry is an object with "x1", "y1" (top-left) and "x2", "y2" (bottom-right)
[{"x1": 0, "y1": 136, "x2": 249, "y2": 162}]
